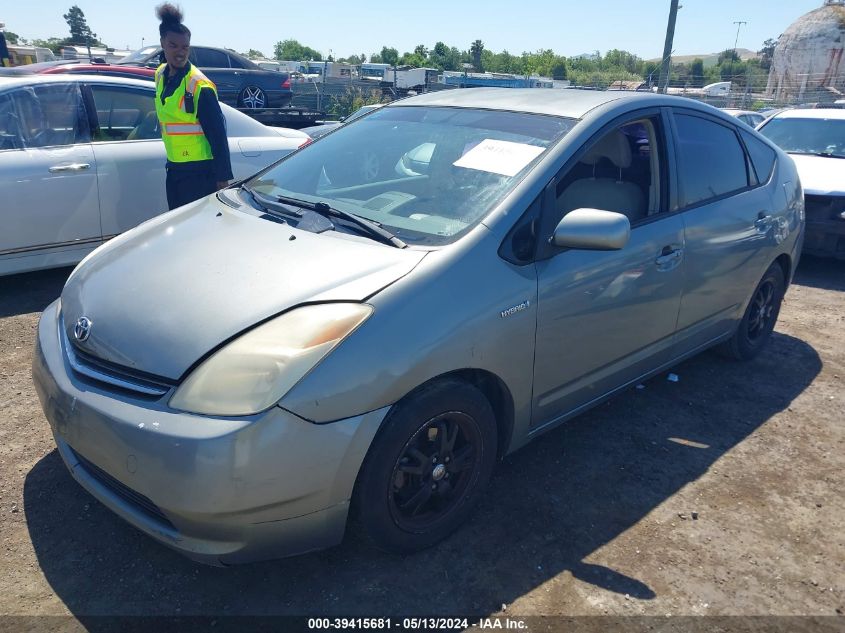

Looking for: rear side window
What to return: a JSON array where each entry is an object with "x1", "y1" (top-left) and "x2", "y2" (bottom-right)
[
  {"x1": 674, "y1": 113, "x2": 749, "y2": 207},
  {"x1": 193, "y1": 47, "x2": 230, "y2": 68},
  {"x1": 740, "y1": 130, "x2": 777, "y2": 184},
  {"x1": 90, "y1": 85, "x2": 159, "y2": 141}
]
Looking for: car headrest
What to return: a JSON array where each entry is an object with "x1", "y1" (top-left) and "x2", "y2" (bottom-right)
[{"x1": 582, "y1": 130, "x2": 632, "y2": 169}]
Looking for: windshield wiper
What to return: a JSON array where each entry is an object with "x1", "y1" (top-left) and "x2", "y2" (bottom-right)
[
  {"x1": 241, "y1": 186, "x2": 300, "y2": 219},
  {"x1": 275, "y1": 195, "x2": 407, "y2": 248},
  {"x1": 789, "y1": 151, "x2": 845, "y2": 159}
]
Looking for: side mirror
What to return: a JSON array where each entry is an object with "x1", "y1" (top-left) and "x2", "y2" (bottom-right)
[{"x1": 552, "y1": 208, "x2": 631, "y2": 251}]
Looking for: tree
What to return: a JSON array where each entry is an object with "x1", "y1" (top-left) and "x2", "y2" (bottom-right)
[
  {"x1": 380, "y1": 46, "x2": 399, "y2": 66},
  {"x1": 4, "y1": 31, "x2": 21, "y2": 45},
  {"x1": 246, "y1": 49, "x2": 264, "y2": 59},
  {"x1": 274, "y1": 39, "x2": 322, "y2": 61},
  {"x1": 413, "y1": 44, "x2": 428, "y2": 60},
  {"x1": 31, "y1": 37, "x2": 65, "y2": 55},
  {"x1": 470, "y1": 39, "x2": 484, "y2": 72},
  {"x1": 718, "y1": 49, "x2": 740, "y2": 65},
  {"x1": 689, "y1": 58, "x2": 705, "y2": 87},
  {"x1": 63, "y1": 5, "x2": 102, "y2": 45},
  {"x1": 759, "y1": 38, "x2": 777, "y2": 71}
]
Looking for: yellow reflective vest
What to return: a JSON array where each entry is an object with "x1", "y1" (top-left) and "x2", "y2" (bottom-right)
[{"x1": 155, "y1": 63, "x2": 216, "y2": 163}]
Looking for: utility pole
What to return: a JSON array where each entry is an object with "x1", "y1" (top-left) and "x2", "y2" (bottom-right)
[
  {"x1": 657, "y1": 0, "x2": 680, "y2": 94},
  {"x1": 729, "y1": 21, "x2": 747, "y2": 85}
]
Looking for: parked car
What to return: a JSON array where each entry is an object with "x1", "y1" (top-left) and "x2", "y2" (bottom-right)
[
  {"x1": 33, "y1": 88, "x2": 803, "y2": 565},
  {"x1": 0, "y1": 75, "x2": 310, "y2": 276},
  {"x1": 757, "y1": 108, "x2": 845, "y2": 259},
  {"x1": 40, "y1": 63, "x2": 155, "y2": 81},
  {"x1": 118, "y1": 45, "x2": 292, "y2": 109},
  {"x1": 722, "y1": 108, "x2": 766, "y2": 128},
  {"x1": 301, "y1": 103, "x2": 384, "y2": 140}
]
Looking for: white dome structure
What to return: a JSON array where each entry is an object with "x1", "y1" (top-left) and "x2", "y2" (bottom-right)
[{"x1": 766, "y1": 0, "x2": 845, "y2": 100}]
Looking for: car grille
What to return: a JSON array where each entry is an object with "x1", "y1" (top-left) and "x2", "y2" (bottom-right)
[
  {"x1": 60, "y1": 318, "x2": 175, "y2": 398},
  {"x1": 804, "y1": 194, "x2": 845, "y2": 223},
  {"x1": 70, "y1": 447, "x2": 177, "y2": 531}
]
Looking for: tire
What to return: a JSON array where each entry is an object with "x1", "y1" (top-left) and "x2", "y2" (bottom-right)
[
  {"x1": 353, "y1": 379, "x2": 497, "y2": 554},
  {"x1": 238, "y1": 86, "x2": 267, "y2": 109},
  {"x1": 719, "y1": 262, "x2": 785, "y2": 360}
]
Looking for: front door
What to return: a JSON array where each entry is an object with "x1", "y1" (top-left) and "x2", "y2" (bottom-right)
[{"x1": 532, "y1": 113, "x2": 685, "y2": 428}]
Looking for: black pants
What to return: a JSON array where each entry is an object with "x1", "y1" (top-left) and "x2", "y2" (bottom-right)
[{"x1": 166, "y1": 166, "x2": 217, "y2": 210}]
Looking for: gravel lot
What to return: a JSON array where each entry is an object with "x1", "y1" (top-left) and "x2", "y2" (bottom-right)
[{"x1": 0, "y1": 257, "x2": 843, "y2": 629}]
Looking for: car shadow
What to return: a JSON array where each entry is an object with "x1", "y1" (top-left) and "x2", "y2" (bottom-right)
[
  {"x1": 793, "y1": 255, "x2": 845, "y2": 291},
  {"x1": 24, "y1": 328, "x2": 821, "y2": 618},
  {"x1": 0, "y1": 267, "x2": 72, "y2": 318}
]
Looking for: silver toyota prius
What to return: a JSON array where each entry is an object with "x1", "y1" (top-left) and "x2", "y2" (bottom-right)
[{"x1": 33, "y1": 88, "x2": 804, "y2": 565}]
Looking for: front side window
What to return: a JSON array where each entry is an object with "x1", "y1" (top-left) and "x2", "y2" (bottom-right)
[
  {"x1": 89, "y1": 85, "x2": 159, "y2": 141},
  {"x1": 674, "y1": 113, "x2": 748, "y2": 207},
  {"x1": 757, "y1": 116, "x2": 845, "y2": 159},
  {"x1": 555, "y1": 117, "x2": 664, "y2": 226},
  {"x1": 246, "y1": 106, "x2": 575, "y2": 246},
  {"x1": 10, "y1": 84, "x2": 88, "y2": 148}
]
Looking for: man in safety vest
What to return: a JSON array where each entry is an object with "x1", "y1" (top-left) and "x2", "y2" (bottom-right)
[{"x1": 155, "y1": 3, "x2": 233, "y2": 210}]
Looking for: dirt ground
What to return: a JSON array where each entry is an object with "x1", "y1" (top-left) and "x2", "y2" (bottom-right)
[{"x1": 0, "y1": 256, "x2": 843, "y2": 630}]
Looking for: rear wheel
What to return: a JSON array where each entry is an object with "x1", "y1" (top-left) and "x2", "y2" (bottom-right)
[
  {"x1": 353, "y1": 380, "x2": 497, "y2": 553},
  {"x1": 719, "y1": 262, "x2": 785, "y2": 360},
  {"x1": 238, "y1": 86, "x2": 267, "y2": 109}
]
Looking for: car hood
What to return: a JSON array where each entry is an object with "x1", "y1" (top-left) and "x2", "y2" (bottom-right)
[
  {"x1": 788, "y1": 154, "x2": 845, "y2": 195},
  {"x1": 61, "y1": 195, "x2": 427, "y2": 380}
]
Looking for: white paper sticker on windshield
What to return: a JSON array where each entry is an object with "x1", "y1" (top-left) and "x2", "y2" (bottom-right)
[{"x1": 453, "y1": 139, "x2": 545, "y2": 177}]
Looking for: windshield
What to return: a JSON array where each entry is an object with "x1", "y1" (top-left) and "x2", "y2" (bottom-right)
[
  {"x1": 758, "y1": 117, "x2": 845, "y2": 158},
  {"x1": 245, "y1": 106, "x2": 575, "y2": 246},
  {"x1": 119, "y1": 47, "x2": 160, "y2": 65}
]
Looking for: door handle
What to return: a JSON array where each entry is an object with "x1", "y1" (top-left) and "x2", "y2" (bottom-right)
[
  {"x1": 655, "y1": 247, "x2": 683, "y2": 267},
  {"x1": 49, "y1": 163, "x2": 91, "y2": 173},
  {"x1": 754, "y1": 211, "x2": 772, "y2": 230}
]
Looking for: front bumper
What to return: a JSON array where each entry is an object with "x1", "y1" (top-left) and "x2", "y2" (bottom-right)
[
  {"x1": 804, "y1": 219, "x2": 845, "y2": 260},
  {"x1": 32, "y1": 300, "x2": 388, "y2": 565}
]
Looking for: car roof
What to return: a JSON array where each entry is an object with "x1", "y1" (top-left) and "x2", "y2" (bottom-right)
[
  {"x1": 0, "y1": 74, "x2": 155, "y2": 91},
  {"x1": 770, "y1": 108, "x2": 845, "y2": 120},
  {"x1": 392, "y1": 88, "x2": 699, "y2": 119}
]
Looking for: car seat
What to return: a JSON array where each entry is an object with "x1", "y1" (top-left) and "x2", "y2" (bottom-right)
[{"x1": 557, "y1": 129, "x2": 647, "y2": 223}]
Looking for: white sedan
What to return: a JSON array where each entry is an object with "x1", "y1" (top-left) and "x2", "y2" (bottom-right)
[
  {"x1": 0, "y1": 75, "x2": 310, "y2": 276},
  {"x1": 757, "y1": 107, "x2": 845, "y2": 259}
]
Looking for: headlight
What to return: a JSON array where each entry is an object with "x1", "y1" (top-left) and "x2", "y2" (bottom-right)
[{"x1": 169, "y1": 303, "x2": 372, "y2": 416}]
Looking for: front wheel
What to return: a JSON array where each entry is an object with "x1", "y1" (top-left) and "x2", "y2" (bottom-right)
[
  {"x1": 719, "y1": 262, "x2": 785, "y2": 360},
  {"x1": 353, "y1": 380, "x2": 497, "y2": 553}
]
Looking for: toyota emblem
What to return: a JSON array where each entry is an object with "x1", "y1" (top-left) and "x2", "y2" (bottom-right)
[{"x1": 74, "y1": 317, "x2": 92, "y2": 342}]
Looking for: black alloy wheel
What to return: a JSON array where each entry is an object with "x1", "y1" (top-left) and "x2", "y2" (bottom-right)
[
  {"x1": 720, "y1": 262, "x2": 785, "y2": 360},
  {"x1": 353, "y1": 380, "x2": 497, "y2": 553},
  {"x1": 388, "y1": 411, "x2": 482, "y2": 532}
]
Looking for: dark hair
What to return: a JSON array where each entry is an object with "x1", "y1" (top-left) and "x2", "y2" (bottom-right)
[{"x1": 156, "y1": 3, "x2": 190, "y2": 38}]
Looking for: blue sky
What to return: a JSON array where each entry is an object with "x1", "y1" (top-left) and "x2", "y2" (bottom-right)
[{"x1": 2, "y1": 0, "x2": 824, "y2": 59}]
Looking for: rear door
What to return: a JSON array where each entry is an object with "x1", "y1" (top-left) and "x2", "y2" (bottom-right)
[
  {"x1": 669, "y1": 109, "x2": 776, "y2": 354},
  {"x1": 192, "y1": 47, "x2": 238, "y2": 105},
  {"x1": 83, "y1": 82, "x2": 168, "y2": 237},
  {"x1": 0, "y1": 82, "x2": 100, "y2": 262}
]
